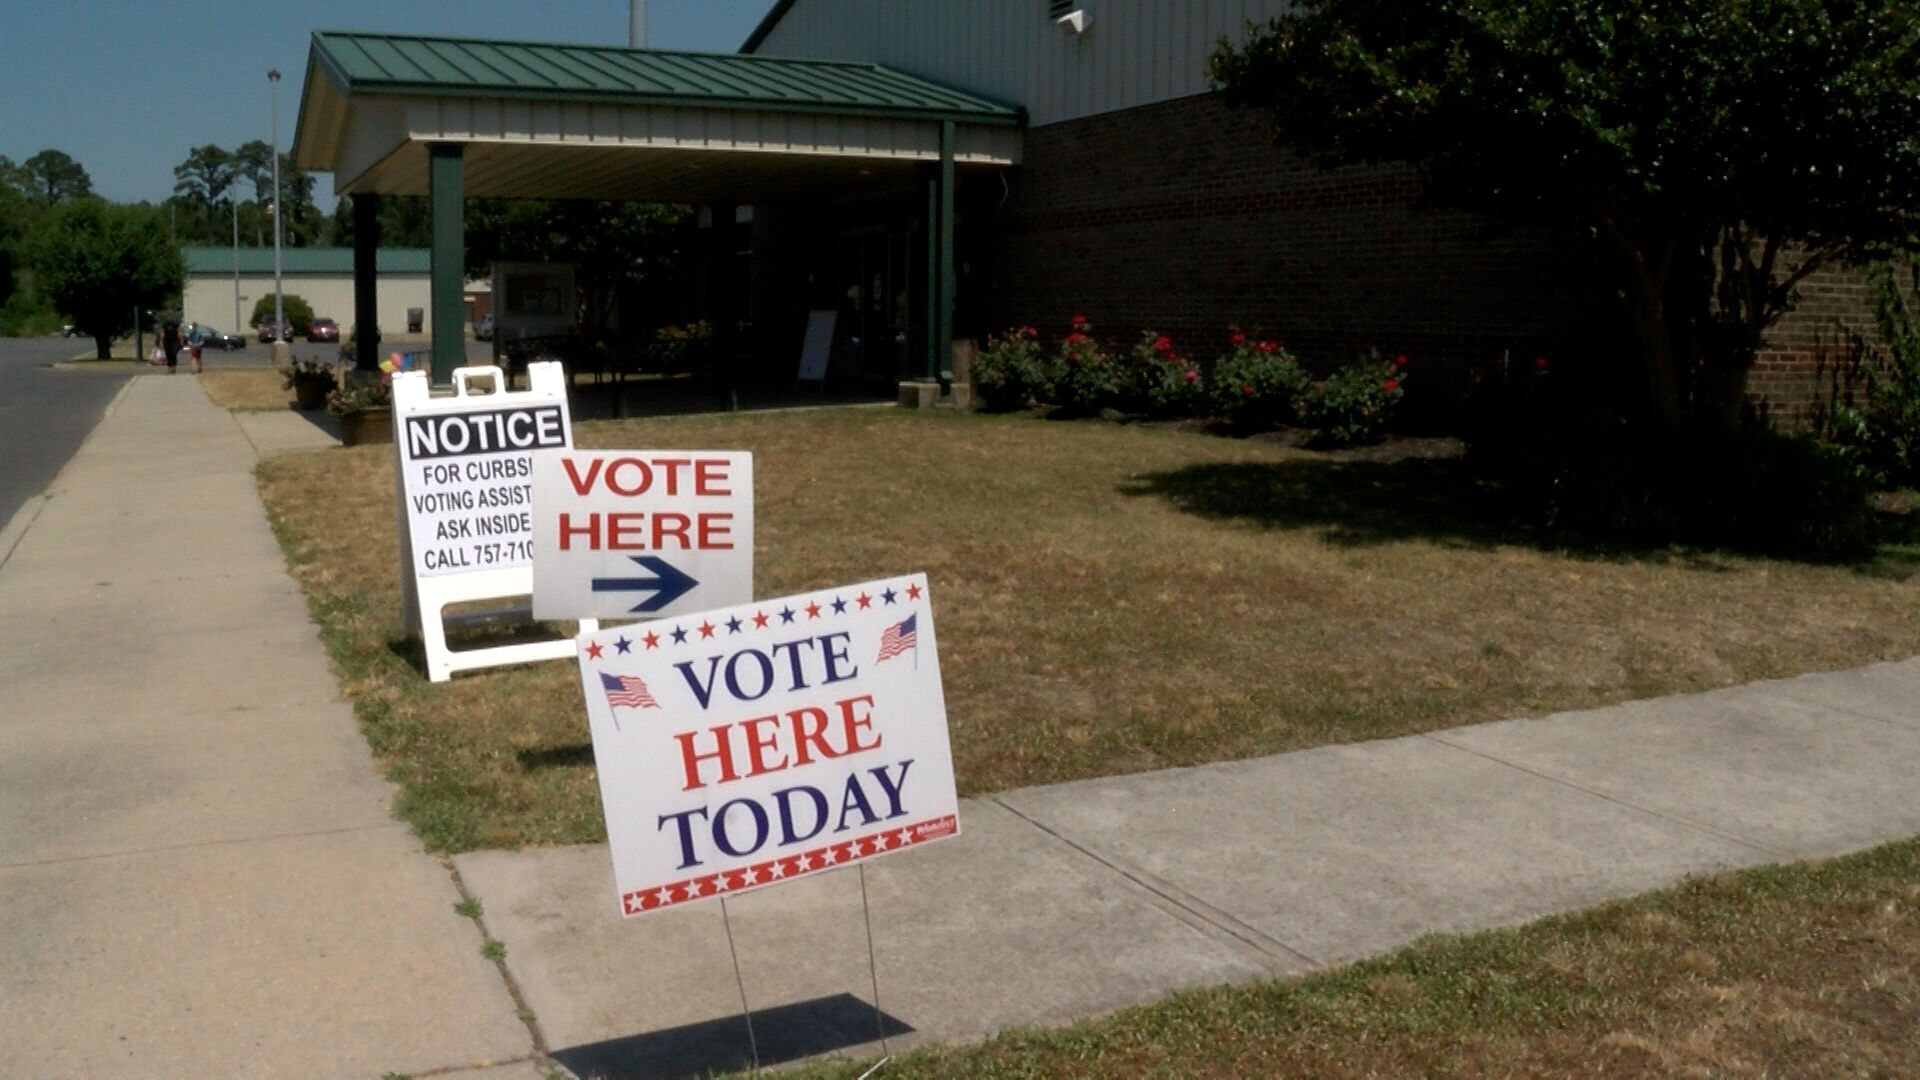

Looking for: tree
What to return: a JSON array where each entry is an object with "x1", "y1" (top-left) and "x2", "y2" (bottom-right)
[
  {"x1": 1210, "y1": 0, "x2": 1920, "y2": 431},
  {"x1": 18, "y1": 149, "x2": 93, "y2": 207},
  {"x1": 172, "y1": 145, "x2": 233, "y2": 240},
  {"x1": 229, "y1": 140, "x2": 275, "y2": 245},
  {"x1": 464, "y1": 199, "x2": 690, "y2": 332},
  {"x1": 31, "y1": 200, "x2": 182, "y2": 358}
]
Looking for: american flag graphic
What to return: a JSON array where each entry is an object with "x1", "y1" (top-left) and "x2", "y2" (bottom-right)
[
  {"x1": 600, "y1": 671, "x2": 660, "y2": 710},
  {"x1": 875, "y1": 614, "x2": 917, "y2": 663}
]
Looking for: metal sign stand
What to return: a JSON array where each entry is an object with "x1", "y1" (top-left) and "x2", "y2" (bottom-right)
[
  {"x1": 716, "y1": 865, "x2": 894, "y2": 1079},
  {"x1": 854, "y1": 863, "x2": 893, "y2": 1079},
  {"x1": 720, "y1": 897, "x2": 762, "y2": 1077}
]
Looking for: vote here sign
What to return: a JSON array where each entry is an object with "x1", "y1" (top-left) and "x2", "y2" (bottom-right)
[
  {"x1": 531, "y1": 451, "x2": 753, "y2": 621},
  {"x1": 575, "y1": 574, "x2": 959, "y2": 918},
  {"x1": 398, "y1": 404, "x2": 571, "y2": 577}
]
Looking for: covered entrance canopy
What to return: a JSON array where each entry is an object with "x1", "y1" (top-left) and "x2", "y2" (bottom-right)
[{"x1": 291, "y1": 31, "x2": 1024, "y2": 384}]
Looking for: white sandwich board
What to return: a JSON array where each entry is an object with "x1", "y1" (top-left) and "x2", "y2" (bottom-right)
[{"x1": 392, "y1": 363, "x2": 596, "y2": 681}]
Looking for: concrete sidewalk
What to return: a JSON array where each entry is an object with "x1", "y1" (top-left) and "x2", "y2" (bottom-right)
[
  {"x1": 3, "y1": 375, "x2": 1917, "y2": 1079},
  {"x1": 0, "y1": 375, "x2": 538, "y2": 1079},
  {"x1": 457, "y1": 659, "x2": 1920, "y2": 1078}
]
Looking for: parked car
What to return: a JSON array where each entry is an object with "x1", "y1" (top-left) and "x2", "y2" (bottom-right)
[
  {"x1": 257, "y1": 317, "x2": 293, "y2": 343},
  {"x1": 61, "y1": 323, "x2": 84, "y2": 337},
  {"x1": 475, "y1": 312, "x2": 494, "y2": 341},
  {"x1": 191, "y1": 325, "x2": 247, "y2": 351},
  {"x1": 307, "y1": 317, "x2": 339, "y2": 343}
]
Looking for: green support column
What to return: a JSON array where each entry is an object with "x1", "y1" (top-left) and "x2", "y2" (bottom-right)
[
  {"x1": 937, "y1": 119, "x2": 956, "y2": 384},
  {"x1": 351, "y1": 192, "x2": 381, "y2": 372},
  {"x1": 921, "y1": 121, "x2": 958, "y2": 385},
  {"x1": 923, "y1": 170, "x2": 939, "y2": 383},
  {"x1": 428, "y1": 143, "x2": 465, "y2": 386}
]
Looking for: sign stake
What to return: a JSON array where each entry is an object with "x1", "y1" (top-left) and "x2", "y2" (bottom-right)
[
  {"x1": 856, "y1": 862, "x2": 893, "y2": 1078},
  {"x1": 720, "y1": 896, "x2": 762, "y2": 1077}
]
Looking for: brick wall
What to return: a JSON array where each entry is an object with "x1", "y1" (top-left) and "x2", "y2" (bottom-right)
[
  {"x1": 961, "y1": 91, "x2": 1877, "y2": 428},
  {"x1": 1750, "y1": 267, "x2": 1883, "y2": 429}
]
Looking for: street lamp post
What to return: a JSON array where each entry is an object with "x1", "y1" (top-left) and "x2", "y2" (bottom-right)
[
  {"x1": 269, "y1": 68, "x2": 284, "y2": 350},
  {"x1": 231, "y1": 198, "x2": 241, "y2": 333}
]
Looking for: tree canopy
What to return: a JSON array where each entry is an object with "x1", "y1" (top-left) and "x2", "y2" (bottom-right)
[
  {"x1": 30, "y1": 200, "x2": 182, "y2": 358},
  {"x1": 1211, "y1": 0, "x2": 1920, "y2": 429},
  {"x1": 464, "y1": 199, "x2": 689, "y2": 331},
  {"x1": 15, "y1": 149, "x2": 93, "y2": 207},
  {"x1": 164, "y1": 142, "x2": 322, "y2": 248}
]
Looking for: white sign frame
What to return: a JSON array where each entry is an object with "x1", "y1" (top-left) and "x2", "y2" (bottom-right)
[
  {"x1": 531, "y1": 450, "x2": 754, "y2": 622},
  {"x1": 575, "y1": 573, "x2": 959, "y2": 918},
  {"x1": 393, "y1": 363, "x2": 597, "y2": 682}
]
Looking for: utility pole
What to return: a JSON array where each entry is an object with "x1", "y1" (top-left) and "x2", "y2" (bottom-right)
[
  {"x1": 231, "y1": 198, "x2": 241, "y2": 333},
  {"x1": 269, "y1": 68, "x2": 285, "y2": 352}
]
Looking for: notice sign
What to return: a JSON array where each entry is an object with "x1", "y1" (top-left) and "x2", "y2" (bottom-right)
[
  {"x1": 399, "y1": 403, "x2": 571, "y2": 577},
  {"x1": 575, "y1": 574, "x2": 959, "y2": 918},
  {"x1": 531, "y1": 451, "x2": 753, "y2": 621}
]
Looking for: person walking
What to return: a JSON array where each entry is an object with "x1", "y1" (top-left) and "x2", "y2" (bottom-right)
[
  {"x1": 161, "y1": 315, "x2": 183, "y2": 374},
  {"x1": 186, "y1": 322, "x2": 205, "y2": 374}
]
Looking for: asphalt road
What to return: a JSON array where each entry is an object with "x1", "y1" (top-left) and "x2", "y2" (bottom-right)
[
  {"x1": 0, "y1": 336, "x2": 135, "y2": 529},
  {"x1": 0, "y1": 333, "x2": 510, "y2": 531}
]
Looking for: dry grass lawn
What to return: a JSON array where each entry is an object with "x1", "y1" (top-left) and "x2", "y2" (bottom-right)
[
  {"x1": 200, "y1": 368, "x2": 297, "y2": 412},
  {"x1": 768, "y1": 836, "x2": 1920, "y2": 1079},
  {"x1": 255, "y1": 407, "x2": 1920, "y2": 851}
]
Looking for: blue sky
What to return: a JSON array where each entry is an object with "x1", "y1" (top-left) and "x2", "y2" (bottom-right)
[{"x1": 1, "y1": 0, "x2": 779, "y2": 205}]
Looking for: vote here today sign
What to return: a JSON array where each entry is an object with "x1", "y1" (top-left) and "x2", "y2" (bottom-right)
[
  {"x1": 531, "y1": 451, "x2": 753, "y2": 621},
  {"x1": 575, "y1": 574, "x2": 959, "y2": 918}
]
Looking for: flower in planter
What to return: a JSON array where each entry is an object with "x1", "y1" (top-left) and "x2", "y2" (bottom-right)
[
  {"x1": 282, "y1": 357, "x2": 338, "y2": 391},
  {"x1": 326, "y1": 372, "x2": 395, "y2": 417}
]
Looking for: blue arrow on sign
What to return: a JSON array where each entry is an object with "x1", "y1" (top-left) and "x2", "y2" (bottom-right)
[{"x1": 591, "y1": 556, "x2": 698, "y2": 613}]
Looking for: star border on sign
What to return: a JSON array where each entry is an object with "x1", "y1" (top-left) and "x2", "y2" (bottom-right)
[
  {"x1": 585, "y1": 641, "x2": 603, "y2": 660},
  {"x1": 615, "y1": 635, "x2": 633, "y2": 654}
]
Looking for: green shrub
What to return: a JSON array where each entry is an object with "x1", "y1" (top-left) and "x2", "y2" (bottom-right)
[
  {"x1": 972, "y1": 326, "x2": 1049, "y2": 411},
  {"x1": 1208, "y1": 332, "x2": 1309, "y2": 431},
  {"x1": 1046, "y1": 315, "x2": 1118, "y2": 415},
  {"x1": 1296, "y1": 351, "x2": 1408, "y2": 447},
  {"x1": 1487, "y1": 409, "x2": 1878, "y2": 560},
  {"x1": 1827, "y1": 261, "x2": 1920, "y2": 489},
  {"x1": 0, "y1": 292, "x2": 62, "y2": 336},
  {"x1": 250, "y1": 292, "x2": 315, "y2": 336},
  {"x1": 1114, "y1": 331, "x2": 1205, "y2": 418}
]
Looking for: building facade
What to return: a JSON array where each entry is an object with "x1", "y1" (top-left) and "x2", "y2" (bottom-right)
[
  {"x1": 744, "y1": 0, "x2": 1871, "y2": 424},
  {"x1": 180, "y1": 248, "x2": 435, "y2": 340}
]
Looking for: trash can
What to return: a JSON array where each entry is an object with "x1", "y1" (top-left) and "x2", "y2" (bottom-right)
[{"x1": 407, "y1": 307, "x2": 424, "y2": 334}]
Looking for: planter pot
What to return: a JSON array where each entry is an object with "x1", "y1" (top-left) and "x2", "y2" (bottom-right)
[
  {"x1": 292, "y1": 379, "x2": 331, "y2": 411},
  {"x1": 338, "y1": 407, "x2": 393, "y2": 447}
]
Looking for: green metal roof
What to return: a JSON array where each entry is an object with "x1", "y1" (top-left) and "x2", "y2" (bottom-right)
[
  {"x1": 307, "y1": 31, "x2": 1022, "y2": 126},
  {"x1": 182, "y1": 247, "x2": 430, "y2": 276}
]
